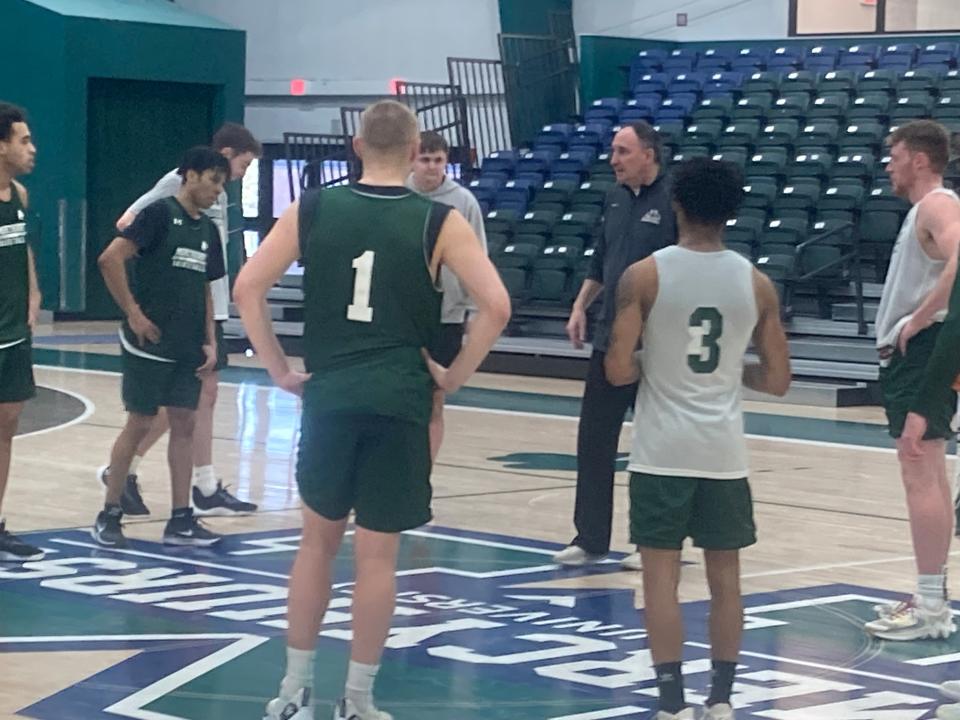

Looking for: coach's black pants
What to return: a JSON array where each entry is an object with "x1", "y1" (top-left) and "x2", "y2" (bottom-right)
[{"x1": 571, "y1": 350, "x2": 639, "y2": 556}]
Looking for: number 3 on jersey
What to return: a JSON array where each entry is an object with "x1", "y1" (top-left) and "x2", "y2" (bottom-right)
[
  {"x1": 348, "y1": 251, "x2": 375, "y2": 322},
  {"x1": 687, "y1": 306, "x2": 723, "y2": 373}
]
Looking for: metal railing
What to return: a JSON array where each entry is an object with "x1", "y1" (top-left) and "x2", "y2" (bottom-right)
[
  {"x1": 281, "y1": 132, "x2": 353, "y2": 199},
  {"x1": 447, "y1": 57, "x2": 512, "y2": 162},
  {"x1": 793, "y1": 220, "x2": 867, "y2": 335}
]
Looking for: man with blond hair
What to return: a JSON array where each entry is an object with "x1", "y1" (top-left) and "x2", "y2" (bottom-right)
[{"x1": 236, "y1": 100, "x2": 510, "y2": 720}]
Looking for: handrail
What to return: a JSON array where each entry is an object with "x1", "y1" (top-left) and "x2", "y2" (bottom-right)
[{"x1": 794, "y1": 220, "x2": 867, "y2": 335}]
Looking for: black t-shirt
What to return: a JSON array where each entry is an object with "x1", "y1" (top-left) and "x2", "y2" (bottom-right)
[{"x1": 120, "y1": 198, "x2": 224, "y2": 363}]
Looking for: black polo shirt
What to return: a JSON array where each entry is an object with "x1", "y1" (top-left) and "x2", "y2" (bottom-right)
[{"x1": 588, "y1": 172, "x2": 678, "y2": 352}]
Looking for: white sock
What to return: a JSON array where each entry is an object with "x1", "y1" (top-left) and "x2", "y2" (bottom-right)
[
  {"x1": 280, "y1": 647, "x2": 315, "y2": 698},
  {"x1": 918, "y1": 573, "x2": 947, "y2": 609},
  {"x1": 129, "y1": 455, "x2": 142, "y2": 475},
  {"x1": 345, "y1": 661, "x2": 379, "y2": 710},
  {"x1": 193, "y1": 465, "x2": 218, "y2": 496}
]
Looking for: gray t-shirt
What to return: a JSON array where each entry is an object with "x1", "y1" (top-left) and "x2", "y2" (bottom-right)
[
  {"x1": 405, "y1": 175, "x2": 488, "y2": 324},
  {"x1": 126, "y1": 169, "x2": 231, "y2": 320}
]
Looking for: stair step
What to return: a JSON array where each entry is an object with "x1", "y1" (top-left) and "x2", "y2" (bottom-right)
[
  {"x1": 832, "y1": 302, "x2": 879, "y2": 323},
  {"x1": 744, "y1": 380, "x2": 875, "y2": 407}
]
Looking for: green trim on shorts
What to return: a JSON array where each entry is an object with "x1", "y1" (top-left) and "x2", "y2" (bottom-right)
[
  {"x1": 880, "y1": 324, "x2": 956, "y2": 440},
  {"x1": 629, "y1": 472, "x2": 756, "y2": 551}
]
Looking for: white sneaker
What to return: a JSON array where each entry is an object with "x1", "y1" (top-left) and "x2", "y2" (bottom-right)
[
  {"x1": 943, "y1": 680, "x2": 960, "y2": 702},
  {"x1": 552, "y1": 545, "x2": 607, "y2": 566},
  {"x1": 621, "y1": 550, "x2": 642, "y2": 571},
  {"x1": 654, "y1": 709, "x2": 696, "y2": 720},
  {"x1": 872, "y1": 595, "x2": 917, "y2": 618},
  {"x1": 264, "y1": 687, "x2": 312, "y2": 720},
  {"x1": 938, "y1": 703, "x2": 960, "y2": 720},
  {"x1": 864, "y1": 600, "x2": 955, "y2": 640},
  {"x1": 333, "y1": 697, "x2": 392, "y2": 720},
  {"x1": 703, "y1": 703, "x2": 735, "y2": 719}
]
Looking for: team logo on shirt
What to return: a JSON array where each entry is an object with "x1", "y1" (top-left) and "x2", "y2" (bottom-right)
[
  {"x1": 173, "y1": 218, "x2": 184, "y2": 226},
  {"x1": 17, "y1": 209, "x2": 24, "y2": 220},
  {"x1": 171, "y1": 247, "x2": 207, "y2": 273},
  {"x1": 641, "y1": 209, "x2": 662, "y2": 225},
  {"x1": 201, "y1": 240, "x2": 209, "y2": 252},
  {"x1": 0, "y1": 222, "x2": 26, "y2": 248}
]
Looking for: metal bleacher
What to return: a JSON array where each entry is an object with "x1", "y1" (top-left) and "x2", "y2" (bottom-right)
[{"x1": 232, "y1": 40, "x2": 960, "y2": 406}]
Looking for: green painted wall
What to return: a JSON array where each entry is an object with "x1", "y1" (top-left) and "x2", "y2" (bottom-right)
[
  {"x1": 499, "y1": 0, "x2": 571, "y2": 36},
  {"x1": 2, "y1": 0, "x2": 244, "y2": 314},
  {"x1": 580, "y1": 32, "x2": 960, "y2": 105}
]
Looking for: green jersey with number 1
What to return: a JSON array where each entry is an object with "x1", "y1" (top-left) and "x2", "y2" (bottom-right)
[
  {"x1": 628, "y1": 246, "x2": 758, "y2": 480},
  {"x1": 299, "y1": 185, "x2": 445, "y2": 425}
]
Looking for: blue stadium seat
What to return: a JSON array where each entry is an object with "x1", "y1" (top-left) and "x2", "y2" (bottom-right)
[
  {"x1": 480, "y1": 150, "x2": 518, "y2": 176},
  {"x1": 767, "y1": 46, "x2": 804, "y2": 71},
  {"x1": 918, "y1": 42, "x2": 959, "y2": 69},
  {"x1": 551, "y1": 149, "x2": 595, "y2": 177},
  {"x1": 517, "y1": 149, "x2": 560, "y2": 176},
  {"x1": 633, "y1": 73, "x2": 669, "y2": 97},
  {"x1": 619, "y1": 98, "x2": 659, "y2": 123},
  {"x1": 704, "y1": 71, "x2": 744, "y2": 94},
  {"x1": 667, "y1": 72, "x2": 706, "y2": 95},
  {"x1": 584, "y1": 97, "x2": 623, "y2": 123},
  {"x1": 655, "y1": 94, "x2": 698, "y2": 121},
  {"x1": 840, "y1": 43, "x2": 879, "y2": 67}
]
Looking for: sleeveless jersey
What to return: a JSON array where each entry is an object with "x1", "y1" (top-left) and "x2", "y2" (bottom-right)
[
  {"x1": 629, "y1": 246, "x2": 758, "y2": 479},
  {"x1": 0, "y1": 183, "x2": 29, "y2": 348},
  {"x1": 300, "y1": 185, "x2": 445, "y2": 425},
  {"x1": 875, "y1": 187, "x2": 959, "y2": 350}
]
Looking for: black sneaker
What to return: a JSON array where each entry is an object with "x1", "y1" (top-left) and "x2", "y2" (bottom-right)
[
  {"x1": 192, "y1": 482, "x2": 258, "y2": 516},
  {"x1": 163, "y1": 509, "x2": 222, "y2": 547},
  {"x1": 91, "y1": 507, "x2": 127, "y2": 548},
  {"x1": 0, "y1": 521, "x2": 44, "y2": 562},
  {"x1": 98, "y1": 465, "x2": 150, "y2": 516}
]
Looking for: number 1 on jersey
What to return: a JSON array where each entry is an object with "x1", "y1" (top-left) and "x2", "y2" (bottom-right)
[{"x1": 347, "y1": 250, "x2": 375, "y2": 323}]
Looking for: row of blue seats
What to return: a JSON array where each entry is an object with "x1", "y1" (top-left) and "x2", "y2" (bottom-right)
[
  {"x1": 628, "y1": 42, "x2": 960, "y2": 88},
  {"x1": 626, "y1": 67, "x2": 960, "y2": 102}
]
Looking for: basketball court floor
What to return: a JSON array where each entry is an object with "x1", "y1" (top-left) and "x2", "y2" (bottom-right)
[{"x1": 2, "y1": 322, "x2": 958, "y2": 719}]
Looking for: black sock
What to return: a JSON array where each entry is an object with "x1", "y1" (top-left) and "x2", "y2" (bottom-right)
[
  {"x1": 171, "y1": 507, "x2": 192, "y2": 520},
  {"x1": 706, "y1": 659, "x2": 737, "y2": 707},
  {"x1": 104, "y1": 503, "x2": 122, "y2": 516},
  {"x1": 655, "y1": 661, "x2": 685, "y2": 713}
]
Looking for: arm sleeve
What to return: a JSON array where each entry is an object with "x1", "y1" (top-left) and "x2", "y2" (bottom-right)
[
  {"x1": 126, "y1": 171, "x2": 182, "y2": 216},
  {"x1": 206, "y1": 226, "x2": 227, "y2": 281},
  {"x1": 910, "y1": 274, "x2": 960, "y2": 420},
  {"x1": 121, "y1": 201, "x2": 169, "y2": 255}
]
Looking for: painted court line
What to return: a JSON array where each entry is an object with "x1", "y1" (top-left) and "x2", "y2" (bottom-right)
[
  {"x1": 104, "y1": 635, "x2": 269, "y2": 720},
  {"x1": 685, "y1": 641, "x2": 942, "y2": 691},
  {"x1": 50, "y1": 539, "x2": 292, "y2": 581}
]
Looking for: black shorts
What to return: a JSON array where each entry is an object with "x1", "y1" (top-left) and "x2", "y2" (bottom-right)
[
  {"x1": 0, "y1": 340, "x2": 35, "y2": 404},
  {"x1": 121, "y1": 350, "x2": 202, "y2": 417},
  {"x1": 430, "y1": 323, "x2": 464, "y2": 367}
]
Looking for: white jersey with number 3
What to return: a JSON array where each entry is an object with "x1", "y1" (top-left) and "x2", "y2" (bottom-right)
[{"x1": 628, "y1": 246, "x2": 758, "y2": 479}]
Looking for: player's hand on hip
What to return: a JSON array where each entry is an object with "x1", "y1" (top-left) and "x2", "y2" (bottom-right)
[
  {"x1": 275, "y1": 369, "x2": 311, "y2": 397},
  {"x1": 899, "y1": 412, "x2": 928, "y2": 460},
  {"x1": 129, "y1": 308, "x2": 161, "y2": 346},
  {"x1": 421, "y1": 349, "x2": 457, "y2": 394},
  {"x1": 196, "y1": 344, "x2": 218, "y2": 376},
  {"x1": 897, "y1": 317, "x2": 925, "y2": 355},
  {"x1": 566, "y1": 306, "x2": 587, "y2": 349}
]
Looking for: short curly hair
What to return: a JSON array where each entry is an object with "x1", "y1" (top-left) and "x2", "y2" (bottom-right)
[{"x1": 671, "y1": 157, "x2": 744, "y2": 226}]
